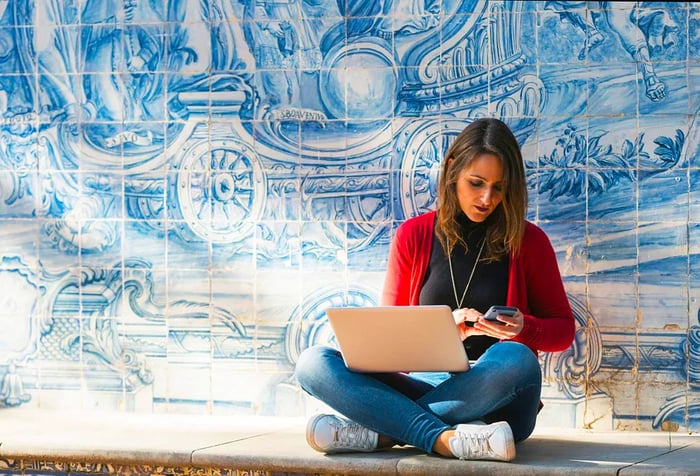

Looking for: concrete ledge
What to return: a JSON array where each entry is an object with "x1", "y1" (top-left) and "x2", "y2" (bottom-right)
[{"x1": 0, "y1": 409, "x2": 698, "y2": 475}]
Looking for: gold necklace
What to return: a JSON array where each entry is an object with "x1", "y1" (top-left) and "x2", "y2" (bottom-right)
[{"x1": 447, "y1": 239, "x2": 485, "y2": 309}]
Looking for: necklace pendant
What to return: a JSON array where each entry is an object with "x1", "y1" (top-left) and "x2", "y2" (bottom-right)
[{"x1": 448, "y1": 239, "x2": 485, "y2": 309}]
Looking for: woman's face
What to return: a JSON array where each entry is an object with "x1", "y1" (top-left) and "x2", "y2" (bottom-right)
[{"x1": 455, "y1": 153, "x2": 504, "y2": 222}]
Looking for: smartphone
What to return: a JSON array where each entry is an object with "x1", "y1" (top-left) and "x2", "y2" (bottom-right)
[{"x1": 482, "y1": 305, "x2": 518, "y2": 324}]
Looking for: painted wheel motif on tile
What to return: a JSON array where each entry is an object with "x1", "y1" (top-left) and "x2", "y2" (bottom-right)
[
  {"x1": 284, "y1": 287, "x2": 376, "y2": 365},
  {"x1": 393, "y1": 120, "x2": 466, "y2": 219},
  {"x1": 172, "y1": 139, "x2": 266, "y2": 244}
]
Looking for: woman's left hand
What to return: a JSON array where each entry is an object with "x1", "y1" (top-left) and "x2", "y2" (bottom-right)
[{"x1": 473, "y1": 310, "x2": 524, "y2": 339}]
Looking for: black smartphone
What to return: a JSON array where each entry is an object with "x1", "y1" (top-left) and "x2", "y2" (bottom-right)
[{"x1": 482, "y1": 305, "x2": 518, "y2": 324}]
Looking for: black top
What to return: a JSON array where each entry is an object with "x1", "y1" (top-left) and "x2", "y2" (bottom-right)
[{"x1": 419, "y1": 213, "x2": 509, "y2": 359}]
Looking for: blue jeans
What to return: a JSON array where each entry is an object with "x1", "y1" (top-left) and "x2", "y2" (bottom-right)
[{"x1": 294, "y1": 341, "x2": 542, "y2": 453}]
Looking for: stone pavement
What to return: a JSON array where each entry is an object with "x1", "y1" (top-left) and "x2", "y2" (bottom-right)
[{"x1": 0, "y1": 409, "x2": 698, "y2": 475}]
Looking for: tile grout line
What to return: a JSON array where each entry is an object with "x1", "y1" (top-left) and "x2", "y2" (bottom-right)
[
  {"x1": 188, "y1": 424, "x2": 301, "y2": 464},
  {"x1": 616, "y1": 442, "x2": 698, "y2": 475}
]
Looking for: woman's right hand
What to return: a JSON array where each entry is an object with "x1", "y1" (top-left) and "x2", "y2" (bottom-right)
[{"x1": 452, "y1": 308, "x2": 484, "y2": 341}]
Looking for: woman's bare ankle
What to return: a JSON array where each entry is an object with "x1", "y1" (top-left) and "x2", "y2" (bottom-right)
[
  {"x1": 377, "y1": 434, "x2": 396, "y2": 448},
  {"x1": 432, "y1": 430, "x2": 456, "y2": 457}
]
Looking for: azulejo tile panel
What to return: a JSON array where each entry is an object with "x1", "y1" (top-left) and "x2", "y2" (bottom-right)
[
  {"x1": 1, "y1": 460, "x2": 290, "y2": 476},
  {"x1": 0, "y1": 1, "x2": 697, "y2": 432}
]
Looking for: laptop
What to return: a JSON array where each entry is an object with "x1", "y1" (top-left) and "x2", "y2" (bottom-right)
[{"x1": 325, "y1": 305, "x2": 470, "y2": 373}]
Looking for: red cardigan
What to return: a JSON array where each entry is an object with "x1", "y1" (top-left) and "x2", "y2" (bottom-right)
[{"x1": 381, "y1": 211, "x2": 575, "y2": 355}]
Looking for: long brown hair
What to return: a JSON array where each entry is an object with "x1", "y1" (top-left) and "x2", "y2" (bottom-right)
[{"x1": 436, "y1": 118, "x2": 527, "y2": 260}]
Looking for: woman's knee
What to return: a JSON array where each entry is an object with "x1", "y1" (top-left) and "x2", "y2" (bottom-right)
[
  {"x1": 294, "y1": 345, "x2": 339, "y2": 387},
  {"x1": 485, "y1": 342, "x2": 542, "y2": 382}
]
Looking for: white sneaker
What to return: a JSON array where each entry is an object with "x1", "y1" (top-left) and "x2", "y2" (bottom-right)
[
  {"x1": 448, "y1": 421, "x2": 515, "y2": 461},
  {"x1": 306, "y1": 413, "x2": 379, "y2": 454}
]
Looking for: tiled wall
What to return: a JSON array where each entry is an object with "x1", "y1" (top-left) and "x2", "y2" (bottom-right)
[{"x1": 0, "y1": 0, "x2": 698, "y2": 432}]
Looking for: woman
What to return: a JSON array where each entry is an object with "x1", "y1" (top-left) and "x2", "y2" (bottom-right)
[{"x1": 294, "y1": 118, "x2": 575, "y2": 461}]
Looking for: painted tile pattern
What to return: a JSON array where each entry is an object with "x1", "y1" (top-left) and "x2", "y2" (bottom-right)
[
  {"x1": 0, "y1": 458, "x2": 289, "y2": 476},
  {"x1": 0, "y1": 0, "x2": 697, "y2": 433}
]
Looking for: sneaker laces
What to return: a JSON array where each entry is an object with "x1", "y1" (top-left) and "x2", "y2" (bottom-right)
[
  {"x1": 333, "y1": 421, "x2": 376, "y2": 450},
  {"x1": 452, "y1": 430, "x2": 492, "y2": 459}
]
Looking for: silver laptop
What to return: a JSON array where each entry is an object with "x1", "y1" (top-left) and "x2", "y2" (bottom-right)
[{"x1": 325, "y1": 305, "x2": 469, "y2": 373}]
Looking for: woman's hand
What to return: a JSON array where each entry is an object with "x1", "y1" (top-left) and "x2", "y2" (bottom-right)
[
  {"x1": 474, "y1": 309, "x2": 524, "y2": 339},
  {"x1": 453, "y1": 308, "x2": 524, "y2": 340},
  {"x1": 452, "y1": 307, "x2": 483, "y2": 341}
]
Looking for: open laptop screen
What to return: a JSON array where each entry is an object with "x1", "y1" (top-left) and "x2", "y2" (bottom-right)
[{"x1": 325, "y1": 305, "x2": 470, "y2": 373}]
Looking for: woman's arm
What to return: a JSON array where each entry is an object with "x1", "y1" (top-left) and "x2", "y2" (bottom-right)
[
  {"x1": 510, "y1": 225, "x2": 576, "y2": 353},
  {"x1": 380, "y1": 213, "x2": 434, "y2": 306},
  {"x1": 381, "y1": 223, "x2": 414, "y2": 306}
]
